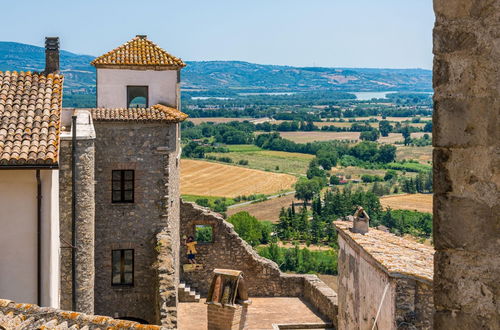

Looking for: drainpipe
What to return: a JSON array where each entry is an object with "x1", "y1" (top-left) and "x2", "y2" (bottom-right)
[
  {"x1": 36, "y1": 170, "x2": 42, "y2": 305},
  {"x1": 71, "y1": 115, "x2": 77, "y2": 311}
]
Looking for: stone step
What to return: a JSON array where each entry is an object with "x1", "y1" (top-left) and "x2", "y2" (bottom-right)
[{"x1": 178, "y1": 281, "x2": 201, "y2": 303}]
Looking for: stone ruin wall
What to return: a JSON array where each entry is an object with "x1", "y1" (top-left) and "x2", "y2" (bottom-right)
[
  {"x1": 337, "y1": 234, "x2": 433, "y2": 330},
  {"x1": 433, "y1": 0, "x2": 499, "y2": 328},
  {"x1": 178, "y1": 201, "x2": 338, "y2": 326}
]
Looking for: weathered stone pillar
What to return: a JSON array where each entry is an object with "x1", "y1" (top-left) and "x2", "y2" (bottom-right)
[
  {"x1": 59, "y1": 110, "x2": 96, "y2": 314},
  {"x1": 433, "y1": 1, "x2": 499, "y2": 328},
  {"x1": 74, "y1": 137, "x2": 95, "y2": 314}
]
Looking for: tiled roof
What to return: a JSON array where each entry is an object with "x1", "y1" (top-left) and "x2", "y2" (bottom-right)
[
  {"x1": 91, "y1": 104, "x2": 188, "y2": 123},
  {"x1": 91, "y1": 35, "x2": 186, "y2": 68},
  {"x1": 0, "y1": 299, "x2": 160, "y2": 329},
  {"x1": 334, "y1": 220, "x2": 434, "y2": 282},
  {"x1": 0, "y1": 71, "x2": 63, "y2": 166}
]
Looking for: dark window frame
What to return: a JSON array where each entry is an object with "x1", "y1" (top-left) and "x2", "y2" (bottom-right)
[
  {"x1": 111, "y1": 249, "x2": 134, "y2": 286},
  {"x1": 127, "y1": 85, "x2": 149, "y2": 108},
  {"x1": 112, "y1": 170, "x2": 135, "y2": 203}
]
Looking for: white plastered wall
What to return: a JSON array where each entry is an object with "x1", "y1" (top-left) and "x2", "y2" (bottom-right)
[
  {"x1": 0, "y1": 170, "x2": 59, "y2": 307},
  {"x1": 96, "y1": 68, "x2": 178, "y2": 108}
]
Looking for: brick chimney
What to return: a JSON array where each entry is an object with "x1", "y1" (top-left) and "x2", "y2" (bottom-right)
[{"x1": 45, "y1": 37, "x2": 60, "y2": 74}]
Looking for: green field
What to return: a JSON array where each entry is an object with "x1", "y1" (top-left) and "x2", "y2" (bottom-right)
[{"x1": 206, "y1": 147, "x2": 314, "y2": 175}]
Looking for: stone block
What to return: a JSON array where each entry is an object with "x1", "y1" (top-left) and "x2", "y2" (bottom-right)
[
  {"x1": 434, "y1": 194, "x2": 499, "y2": 251},
  {"x1": 433, "y1": 97, "x2": 499, "y2": 147},
  {"x1": 434, "y1": 250, "x2": 500, "y2": 315}
]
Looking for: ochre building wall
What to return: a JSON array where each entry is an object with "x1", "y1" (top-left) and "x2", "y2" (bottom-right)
[{"x1": 433, "y1": 1, "x2": 499, "y2": 328}]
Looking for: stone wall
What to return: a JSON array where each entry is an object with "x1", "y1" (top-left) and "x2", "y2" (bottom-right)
[
  {"x1": 0, "y1": 298, "x2": 159, "y2": 329},
  {"x1": 433, "y1": 1, "x2": 499, "y2": 328},
  {"x1": 336, "y1": 234, "x2": 433, "y2": 330},
  {"x1": 179, "y1": 201, "x2": 338, "y2": 326},
  {"x1": 59, "y1": 134, "x2": 95, "y2": 314},
  {"x1": 180, "y1": 201, "x2": 303, "y2": 297},
  {"x1": 302, "y1": 276, "x2": 338, "y2": 327},
  {"x1": 395, "y1": 278, "x2": 433, "y2": 330},
  {"x1": 93, "y1": 122, "x2": 180, "y2": 325}
]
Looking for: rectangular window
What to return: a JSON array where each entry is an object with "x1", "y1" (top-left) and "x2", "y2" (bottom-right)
[
  {"x1": 195, "y1": 224, "x2": 213, "y2": 243},
  {"x1": 112, "y1": 170, "x2": 134, "y2": 203},
  {"x1": 127, "y1": 86, "x2": 148, "y2": 108},
  {"x1": 112, "y1": 249, "x2": 134, "y2": 286}
]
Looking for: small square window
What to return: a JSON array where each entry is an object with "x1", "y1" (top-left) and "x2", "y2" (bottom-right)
[
  {"x1": 195, "y1": 225, "x2": 213, "y2": 243},
  {"x1": 127, "y1": 86, "x2": 148, "y2": 108},
  {"x1": 112, "y1": 170, "x2": 134, "y2": 203},
  {"x1": 112, "y1": 249, "x2": 134, "y2": 286}
]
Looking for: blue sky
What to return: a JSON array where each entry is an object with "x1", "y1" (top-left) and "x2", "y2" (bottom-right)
[{"x1": 2, "y1": 0, "x2": 434, "y2": 69}]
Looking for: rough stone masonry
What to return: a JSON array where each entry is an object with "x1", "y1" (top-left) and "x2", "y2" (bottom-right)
[{"x1": 433, "y1": 0, "x2": 500, "y2": 328}]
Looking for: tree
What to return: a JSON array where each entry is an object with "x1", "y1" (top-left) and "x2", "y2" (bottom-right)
[
  {"x1": 295, "y1": 178, "x2": 322, "y2": 205},
  {"x1": 227, "y1": 212, "x2": 263, "y2": 246},
  {"x1": 377, "y1": 144, "x2": 397, "y2": 163},
  {"x1": 379, "y1": 120, "x2": 393, "y2": 137},
  {"x1": 402, "y1": 126, "x2": 412, "y2": 146},
  {"x1": 360, "y1": 129, "x2": 380, "y2": 141},
  {"x1": 330, "y1": 175, "x2": 340, "y2": 185}
]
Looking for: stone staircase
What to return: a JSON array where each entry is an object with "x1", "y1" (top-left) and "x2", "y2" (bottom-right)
[{"x1": 178, "y1": 281, "x2": 201, "y2": 302}]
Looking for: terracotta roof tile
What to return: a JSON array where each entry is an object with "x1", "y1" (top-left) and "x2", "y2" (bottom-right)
[
  {"x1": 91, "y1": 35, "x2": 185, "y2": 68},
  {"x1": 334, "y1": 220, "x2": 434, "y2": 282},
  {"x1": 0, "y1": 71, "x2": 63, "y2": 166},
  {"x1": 91, "y1": 104, "x2": 188, "y2": 123}
]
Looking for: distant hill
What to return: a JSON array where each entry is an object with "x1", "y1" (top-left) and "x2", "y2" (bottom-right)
[{"x1": 0, "y1": 41, "x2": 432, "y2": 94}]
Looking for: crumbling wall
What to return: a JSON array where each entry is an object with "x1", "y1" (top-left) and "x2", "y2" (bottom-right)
[
  {"x1": 179, "y1": 201, "x2": 338, "y2": 326},
  {"x1": 395, "y1": 278, "x2": 433, "y2": 330},
  {"x1": 180, "y1": 201, "x2": 303, "y2": 297},
  {"x1": 433, "y1": 1, "x2": 500, "y2": 328}
]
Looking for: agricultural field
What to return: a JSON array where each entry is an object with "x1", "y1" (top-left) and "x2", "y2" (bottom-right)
[
  {"x1": 227, "y1": 193, "x2": 301, "y2": 222},
  {"x1": 276, "y1": 131, "x2": 430, "y2": 144},
  {"x1": 180, "y1": 159, "x2": 296, "y2": 197},
  {"x1": 187, "y1": 117, "x2": 254, "y2": 125},
  {"x1": 323, "y1": 116, "x2": 432, "y2": 122},
  {"x1": 275, "y1": 120, "x2": 427, "y2": 129},
  {"x1": 206, "y1": 146, "x2": 314, "y2": 175},
  {"x1": 380, "y1": 193, "x2": 433, "y2": 213},
  {"x1": 396, "y1": 145, "x2": 433, "y2": 164},
  {"x1": 330, "y1": 166, "x2": 388, "y2": 179}
]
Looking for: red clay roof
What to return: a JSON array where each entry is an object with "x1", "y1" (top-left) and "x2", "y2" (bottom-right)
[
  {"x1": 0, "y1": 71, "x2": 63, "y2": 167},
  {"x1": 91, "y1": 35, "x2": 185, "y2": 68},
  {"x1": 91, "y1": 104, "x2": 188, "y2": 123}
]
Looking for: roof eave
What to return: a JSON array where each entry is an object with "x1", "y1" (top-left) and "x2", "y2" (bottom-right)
[{"x1": 91, "y1": 63, "x2": 186, "y2": 70}]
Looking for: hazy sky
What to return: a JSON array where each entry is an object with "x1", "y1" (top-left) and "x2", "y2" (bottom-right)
[{"x1": 1, "y1": 0, "x2": 434, "y2": 69}]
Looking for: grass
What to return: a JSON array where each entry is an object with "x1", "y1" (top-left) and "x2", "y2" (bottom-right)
[
  {"x1": 181, "y1": 194, "x2": 237, "y2": 206},
  {"x1": 206, "y1": 148, "x2": 314, "y2": 175},
  {"x1": 226, "y1": 144, "x2": 263, "y2": 152}
]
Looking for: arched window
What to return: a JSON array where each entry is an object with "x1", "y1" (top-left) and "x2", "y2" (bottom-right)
[{"x1": 127, "y1": 86, "x2": 148, "y2": 108}]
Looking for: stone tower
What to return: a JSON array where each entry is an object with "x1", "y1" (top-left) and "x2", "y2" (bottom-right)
[{"x1": 89, "y1": 36, "x2": 187, "y2": 324}]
